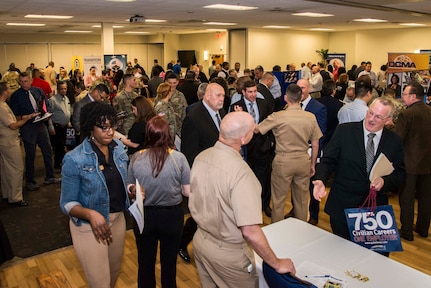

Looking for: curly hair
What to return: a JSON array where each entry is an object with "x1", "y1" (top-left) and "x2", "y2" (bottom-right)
[{"x1": 80, "y1": 102, "x2": 117, "y2": 139}]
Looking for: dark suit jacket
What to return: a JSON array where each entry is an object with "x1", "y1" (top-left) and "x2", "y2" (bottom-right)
[
  {"x1": 315, "y1": 121, "x2": 405, "y2": 220},
  {"x1": 317, "y1": 94, "x2": 343, "y2": 146},
  {"x1": 230, "y1": 97, "x2": 272, "y2": 161},
  {"x1": 394, "y1": 101, "x2": 431, "y2": 174},
  {"x1": 257, "y1": 83, "x2": 274, "y2": 114},
  {"x1": 304, "y1": 97, "x2": 327, "y2": 153},
  {"x1": 72, "y1": 94, "x2": 92, "y2": 133},
  {"x1": 177, "y1": 80, "x2": 199, "y2": 105},
  {"x1": 181, "y1": 101, "x2": 225, "y2": 166}
]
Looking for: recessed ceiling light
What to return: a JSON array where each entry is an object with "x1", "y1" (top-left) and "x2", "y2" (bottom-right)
[
  {"x1": 310, "y1": 28, "x2": 334, "y2": 31},
  {"x1": 25, "y1": 14, "x2": 73, "y2": 19},
  {"x1": 399, "y1": 23, "x2": 426, "y2": 27},
  {"x1": 203, "y1": 22, "x2": 237, "y2": 26},
  {"x1": 205, "y1": 29, "x2": 227, "y2": 32},
  {"x1": 7, "y1": 23, "x2": 46, "y2": 26},
  {"x1": 293, "y1": 12, "x2": 333, "y2": 17},
  {"x1": 263, "y1": 25, "x2": 291, "y2": 29},
  {"x1": 65, "y1": 30, "x2": 92, "y2": 33},
  {"x1": 125, "y1": 31, "x2": 150, "y2": 34},
  {"x1": 353, "y1": 18, "x2": 387, "y2": 23},
  {"x1": 92, "y1": 25, "x2": 124, "y2": 28},
  {"x1": 145, "y1": 19, "x2": 167, "y2": 23},
  {"x1": 204, "y1": 4, "x2": 258, "y2": 11}
]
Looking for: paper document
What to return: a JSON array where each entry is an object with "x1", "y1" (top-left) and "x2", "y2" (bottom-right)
[
  {"x1": 128, "y1": 179, "x2": 145, "y2": 233},
  {"x1": 369, "y1": 153, "x2": 394, "y2": 182},
  {"x1": 33, "y1": 112, "x2": 52, "y2": 123}
]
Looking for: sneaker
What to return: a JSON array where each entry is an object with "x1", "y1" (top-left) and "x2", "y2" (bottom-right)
[
  {"x1": 26, "y1": 181, "x2": 40, "y2": 191},
  {"x1": 44, "y1": 177, "x2": 61, "y2": 185}
]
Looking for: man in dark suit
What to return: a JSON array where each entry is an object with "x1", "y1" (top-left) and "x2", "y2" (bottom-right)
[
  {"x1": 313, "y1": 97, "x2": 405, "y2": 240},
  {"x1": 317, "y1": 79, "x2": 344, "y2": 146},
  {"x1": 179, "y1": 83, "x2": 226, "y2": 262},
  {"x1": 258, "y1": 72, "x2": 275, "y2": 114},
  {"x1": 231, "y1": 79, "x2": 273, "y2": 217},
  {"x1": 296, "y1": 79, "x2": 327, "y2": 225},
  {"x1": 395, "y1": 82, "x2": 431, "y2": 240},
  {"x1": 72, "y1": 83, "x2": 109, "y2": 142},
  {"x1": 177, "y1": 70, "x2": 199, "y2": 105}
]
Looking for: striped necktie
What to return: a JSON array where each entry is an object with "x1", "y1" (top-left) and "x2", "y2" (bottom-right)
[
  {"x1": 366, "y1": 133, "x2": 376, "y2": 173},
  {"x1": 249, "y1": 102, "x2": 256, "y2": 123}
]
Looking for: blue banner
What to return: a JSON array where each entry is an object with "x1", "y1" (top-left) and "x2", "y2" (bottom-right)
[{"x1": 344, "y1": 205, "x2": 403, "y2": 252}]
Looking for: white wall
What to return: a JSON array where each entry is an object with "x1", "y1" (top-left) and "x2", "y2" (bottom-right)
[
  {"x1": 247, "y1": 29, "x2": 329, "y2": 71},
  {"x1": 0, "y1": 33, "x2": 160, "y2": 75}
]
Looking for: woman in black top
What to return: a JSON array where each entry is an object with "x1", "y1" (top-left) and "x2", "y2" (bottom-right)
[{"x1": 115, "y1": 97, "x2": 156, "y2": 155}]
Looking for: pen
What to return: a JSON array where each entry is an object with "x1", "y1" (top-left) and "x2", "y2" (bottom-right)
[{"x1": 305, "y1": 275, "x2": 343, "y2": 282}]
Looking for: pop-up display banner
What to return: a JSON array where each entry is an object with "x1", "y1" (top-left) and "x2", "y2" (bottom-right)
[{"x1": 387, "y1": 53, "x2": 429, "y2": 73}]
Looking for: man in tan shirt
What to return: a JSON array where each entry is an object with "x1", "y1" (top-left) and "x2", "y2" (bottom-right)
[
  {"x1": 257, "y1": 84, "x2": 322, "y2": 223},
  {"x1": 189, "y1": 111, "x2": 295, "y2": 287}
]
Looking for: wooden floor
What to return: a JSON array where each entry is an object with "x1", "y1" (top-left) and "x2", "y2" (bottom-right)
[{"x1": 0, "y1": 193, "x2": 430, "y2": 288}]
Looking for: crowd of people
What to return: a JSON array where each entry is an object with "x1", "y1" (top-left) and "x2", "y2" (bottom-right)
[{"x1": 0, "y1": 57, "x2": 431, "y2": 287}]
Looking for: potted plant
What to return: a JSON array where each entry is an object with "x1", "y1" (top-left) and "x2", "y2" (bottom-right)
[{"x1": 316, "y1": 49, "x2": 329, "y2": 62}]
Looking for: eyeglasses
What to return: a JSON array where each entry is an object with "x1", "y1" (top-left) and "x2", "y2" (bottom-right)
[
  {"x1": 96, "y1": 125, "x2": 117, "y2": 133},
  {"x1": 367, "y1": 109, "x2": 388, "y2": 121}
]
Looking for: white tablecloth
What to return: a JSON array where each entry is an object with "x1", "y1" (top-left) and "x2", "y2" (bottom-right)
[{"x1": 255, "y1": 218, "x2": 431, "y2": 288}]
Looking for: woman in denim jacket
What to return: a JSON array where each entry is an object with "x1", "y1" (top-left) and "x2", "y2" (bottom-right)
[{"x1": 60, "y1": 102, "x2": 130, "y2": 288}]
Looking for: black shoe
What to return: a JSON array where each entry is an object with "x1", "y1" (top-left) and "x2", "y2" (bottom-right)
[
  {"x1": 178, "y1": 248, "x2": 190, "y2": 263},
  {"x1": 9, "y1": 200, "x2": 29, "y2": 207},
  {"x1": 284, "y1": 210, "x2": 295, "y2": 219},
  {"x1": 264, "y1": 207, "x2": 272, "y2": 217},
  {"x1": 308, "y1": 218, "x2": 318, "y2": 226},
  {"x1": 400, "y1": 230, "x2": 414, "y2": 241},
  {"x1": 413, "y1": 224, "x2": 428, "y2": 238}
]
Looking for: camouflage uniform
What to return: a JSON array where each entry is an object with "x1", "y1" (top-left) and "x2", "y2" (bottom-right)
[
  {"x1": 112, "y1": 90, "x2": 138, "y2": 135},
  {"x1": 169, "y1": 90, "x2": 187, "y2": 136},
  {"x1": 154, "y1": 89, "x2": 187, "y2": 136},
  {"x1": 155, "y1": 101, "x2": 177, "y2": 138}
]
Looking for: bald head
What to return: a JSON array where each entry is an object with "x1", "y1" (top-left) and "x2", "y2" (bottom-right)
[
  {"x1": 297, "y1": 79, "x2": 310, "y2": 100},
  {"x1": 203, "y1": 83, "x2": 225, "y2": 112},
  {"x1": 219, "y1": 112, "x2": 255, "y2": 148}
]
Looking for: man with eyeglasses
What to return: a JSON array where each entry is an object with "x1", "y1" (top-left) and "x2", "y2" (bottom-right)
[
  {"x1": 72, "y1": 83, "x2": 109, "y2": 143},
  {"x1": 313, "y1": 97, "x2": 405, "y2": 242},
  {"x1": 395, "y1": 82, "x2": 431, "y2": 241}
]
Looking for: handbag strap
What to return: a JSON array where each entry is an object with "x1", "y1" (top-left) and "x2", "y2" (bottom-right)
[{"x1": 360, "y1": 187, "x2": 377, "y2": 212}]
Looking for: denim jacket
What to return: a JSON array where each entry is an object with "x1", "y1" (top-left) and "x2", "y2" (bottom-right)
[{"x1": 60, "y1": 137, "x2": 130, "y2": 226}]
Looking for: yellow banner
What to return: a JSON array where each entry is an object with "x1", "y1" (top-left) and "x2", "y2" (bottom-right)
[
  {"x1": 387, "y1": 53, "x2": 429, "y2": 73},
  {"x1": 71, "y1": 56, "x2": 83, "y2": 72}
]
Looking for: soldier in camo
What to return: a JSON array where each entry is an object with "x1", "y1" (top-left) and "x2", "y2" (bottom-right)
[
  {"x1": 112, "y1": 74, "x2": 138, "y2": 135},
  {"x1": 162, "y1": 72, "x2": 187, "y2": 136}
]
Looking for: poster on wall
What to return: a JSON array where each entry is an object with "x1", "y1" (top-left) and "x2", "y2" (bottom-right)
[
  {"x1": 327, "y1": 53, "x2": 346, "y2": 71},
  {"x1": 83, "y1": 56, "x2": 102, "y2": 77},
  {"x1": 386, "y1": 53, "x2": 430, "y2": 97},
  {"x1": 71, "y1": 56, "x2": 83, "y2": 73},
  {"x1": 104, "y1": 54, "x2": 127, "y2": 72}
]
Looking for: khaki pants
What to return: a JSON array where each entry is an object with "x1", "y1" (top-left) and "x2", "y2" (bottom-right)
[
  {"x1": 271, "y1": 154, "x2": 310, "y2": 222},
  {"x1": 193, "y1": 228, "x2": 258, "y2": 288},
  {"x1": 70, "y1": 212, "x2": 126, "y2": 288},
  {"x1": 0, "y1": 143, "x2": 24, "y2": 203}
]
